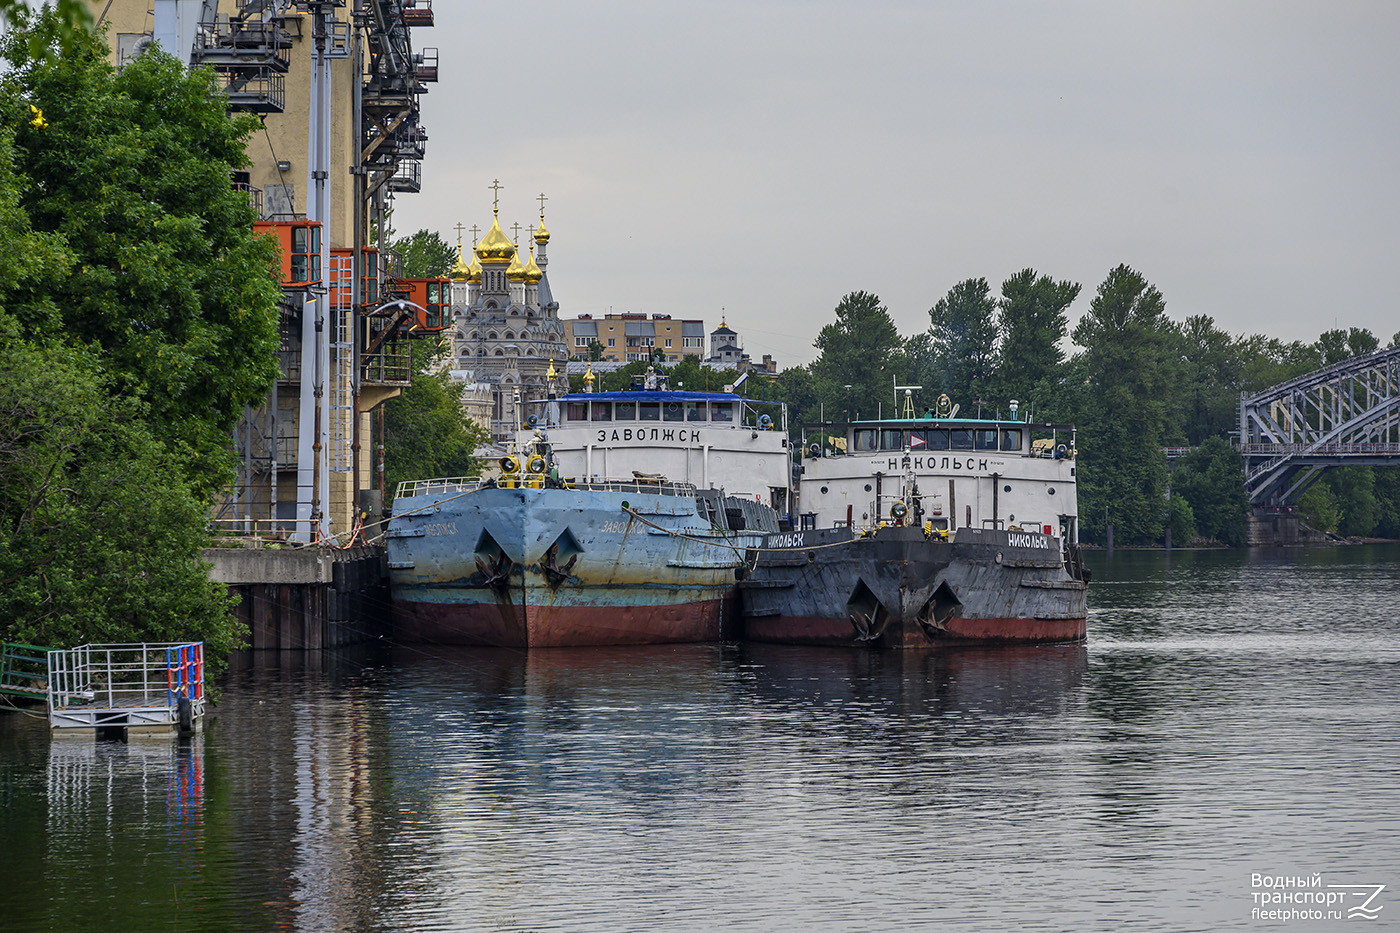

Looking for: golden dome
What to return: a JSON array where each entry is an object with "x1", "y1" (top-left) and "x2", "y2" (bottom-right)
[
  {"x1": 505, "y1": 244, "x2": 527, "y2": 281},
  {"x1": 466, "y1": 252, "x2": 482, "y2": 283},
  {"x1": 523, "y1": 245, "x2": 543, "y2": 283},
  {"x1": 475, "y1": 214, "x2": 516, "y2": 263},
  {"x1": 448, "y1": 244, "x2": 471, "y2": 282},
  {"x1": 534, "y1": 219, "x2": 550, "y2": 244}
]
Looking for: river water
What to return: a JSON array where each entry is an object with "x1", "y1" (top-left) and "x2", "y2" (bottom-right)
[{"x1": 2, "y1": 545, "x2": 1397, "y2": 932}]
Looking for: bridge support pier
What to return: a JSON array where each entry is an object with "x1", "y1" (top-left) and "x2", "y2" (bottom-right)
[{"x1": 1248, "y1": 508, "x2": 1300, "y2": 546}]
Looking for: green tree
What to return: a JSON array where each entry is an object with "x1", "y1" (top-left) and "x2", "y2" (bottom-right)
[
  {"x1": 1325, "y1": 467, "x2": 1378, "y2": 537},
  {"x1": 2, "y1": 20, "x2": 282, "y2": 498},
  {"x1": 1296, "y1": 483, "x2": 1341, "y2": 534},
  {"x1": 382, "y1": 346, "x2": 487, "y2": 500},
  {"x1": 1371, "y1": 467, "x2": 1400, "y2": 537},
  {"x1": 586, "y1": 339, "x2": 605, "y2": 361},
  {"x1": 1171, "y1": 438, "x2": 1250, "y2": 546},
  {"x1": 1314, "y1": 327, "x2": 1378, "y2": 366},
  {"x1": 1166, "y1": 495, "x2": 1196, "y2": 547},
  {"x1": 996, "y1": 268, "x2": 1079, "y2": 411},
  {"x1": 924, "y1": 277, "x2": 998, "y2": 404},
  {"x1": 1176, "y1": 315, "x2": 1243, "y2": 444},
  {"x1": 391, "y1": 228, "x2": 455, "y2": 278},
  {"x1": 1069, "y1": 265, "x2": 1179, "y2": 544},
  {"x1": 1238, "y1": 335, "x2": 1320, "y2": 392},
  {"x1": 0, "y1": 318, "x2": 242, "y2": 656},
  {"x1": 0, "y1": 0, "x2": 91, "y2": 54},
  {"x1": 809, "y1": 291, "x2": 906, "y2": 422}
]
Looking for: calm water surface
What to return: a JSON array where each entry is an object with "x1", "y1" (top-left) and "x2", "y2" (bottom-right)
[{"x1": 2, "y1": 545, "x2": 1398, "y2": 932}]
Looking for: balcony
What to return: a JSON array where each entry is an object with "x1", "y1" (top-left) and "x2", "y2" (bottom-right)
[
  {"x1": 216, "y1": 66, "x2": 285, "y2": 113},
  {"x1": 387, "y1": 160, "x2": 422, "y2": 193},
  {"x1": 402, "y1": 0, "x2": 434, "y2": 27},
  {"x1": 363, "y1": 344, "x2": 412, "y2": 386},
  {"x1": 413, "y1": 47, "x2": 438, "y2": 82},
  {"x1": 192, "y1": 19, "x2": 292, "y2": 72}
]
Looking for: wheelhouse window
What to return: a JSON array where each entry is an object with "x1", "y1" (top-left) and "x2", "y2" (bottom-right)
[
  {"x1": 591, "y1": 402, "x2": 611, "y2": 421},
  {"x1": 881, "y1": 429, "x2": 905, "y2": 450},
  {"x1": 662, "y1": 400, "x2": 684, "y2": 422},
  {"x1": 711, "y1": 402, "x2": 734, "y2": 423},
  {"x1": 974, "y1": 428, "x2": 998, "y2": 451},
  {"x1": 1000, "y1": 429, "x2": 1023, "y2": 452},
  {"x1": 686, "y1": 402, "x2": 706, "y2": 422},
  {"x1": 614, "y1": 401, "x2": 636, "y2": 420},
  {"x1": 950, "y1": 428, "x2": 974, "y2": 450},
  {"x1": 854, "y1": 429, "x2": 878, "y2": 452},
  {"x1": 566, "y1": 402, "x2": 587, "y2": 421},
  {"x1": 923, "y1": 428, "x2": 949, "y2": 450},
  {"x1": 639, "y1": 402, "x2": 660, "y2": 421}
]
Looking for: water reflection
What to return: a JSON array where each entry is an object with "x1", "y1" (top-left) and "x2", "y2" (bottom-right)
[{"x1": 0, "y1": 545, "x2": 1396, "y2": 931}]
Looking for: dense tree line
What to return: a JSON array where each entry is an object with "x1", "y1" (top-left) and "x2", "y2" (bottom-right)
[
  {"x1": 0, "y1": 14, "x2": 281, "y2": 654},
  {"x1": 775, "y1": 269, "x2": 1400, "y2": 546}
]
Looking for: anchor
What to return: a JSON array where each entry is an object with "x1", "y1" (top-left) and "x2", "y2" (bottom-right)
[
  {"x1": 849, "y1": 608, "x2": 889, "y2": 642},
  {"x1": 540, "y1": 543, "x2": 577, "y2": 588},
  {"x1": 475, "y1": 553, "x2": 513, "y2": 591}
]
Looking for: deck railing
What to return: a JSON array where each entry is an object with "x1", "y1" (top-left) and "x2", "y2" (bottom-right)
[
  {"x1": 395, "y1": 477, "x2": 699, "y2": 499},
  {"x1": 0, "y1": 642, "x2": 51, "y2": 700},
  {"x1": 46, "y1": 643, "x2": 204, "y2": 731}
]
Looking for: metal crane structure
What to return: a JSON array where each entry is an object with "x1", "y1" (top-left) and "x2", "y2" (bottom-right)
[
  {"x1": 135, "y1": 0, "x2": 438, "y2": 541},
  {"x1": 1239, "y1": 345, "x2": 1400, "y2": 507}
]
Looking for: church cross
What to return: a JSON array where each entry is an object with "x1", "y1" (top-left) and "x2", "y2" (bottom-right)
[
  {"x1": 489, "y1": 178, "x2": 503, "y2": 213},
  {"x1": 511, "y1": 221, "x2": 522, "y2": 244},
  {"x1": 453, "y1": 221, "x2": 465, "y2": 247},
  {"x1": 528, "y1": 224, "x2": 536, "y2": 241},
  {"x1": 537, "y1": 191, "x2": 548, "y2": 220},
  {"x1": 470, "y1": 224, "x2": 480, "y2": 245}
]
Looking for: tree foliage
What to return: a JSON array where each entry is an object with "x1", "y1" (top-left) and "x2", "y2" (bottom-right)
[
  {"x1": 0, "y1": 317, "x2": 243, "y2": 655},
  {"x1": 781, "y1": 265, "x2": 1397, "y2": 547},
  {"x1": 2, "y1": 19, "x2": 282, "y2": 498},
  {"x1": 0, "y1": 16, "x2": 281, "y2": 656},
  {"x1": 383, "y1": 345, "x2": 487, "y2": 500},
  {"x1": 1067, "y1": 265, "x2": 1178, "y2": 544},
  {"x1": 996, "y1": 268, "x2": 1079, "y2": 411},
  {"x1": 809, "y1": 291, "x2": 906, "y2": 422},
  {"x1": 923, "y1": 278, "x2": 998, "y2": 403},
  {"x1": 1171, "y1": 438, "x2": 1250, "y2": 546},
  {"x1": 391, "y1": 228, "x2": 455, "y2": 279}
]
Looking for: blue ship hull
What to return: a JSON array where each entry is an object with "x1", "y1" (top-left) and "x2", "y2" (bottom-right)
[{"x1": 387, "y1": 483, "x2": 755, "y2": 647}]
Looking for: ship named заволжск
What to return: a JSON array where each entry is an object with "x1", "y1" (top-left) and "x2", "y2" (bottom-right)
[
  {"x1": 742, "y1": 393, "x2": 1089, "y2": 647},
  {"x1": 388, "y1": 372, "x2": 791, "y2": 647}
]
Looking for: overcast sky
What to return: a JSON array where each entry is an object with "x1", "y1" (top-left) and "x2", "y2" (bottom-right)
[{"x1": 392, "y1": 1, "x2": 1399, "y2": 367}]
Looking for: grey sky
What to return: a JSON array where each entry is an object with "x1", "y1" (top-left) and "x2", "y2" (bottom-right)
[{"x1": 393, "y1": 1, "x2": 1399, "y2": 367}]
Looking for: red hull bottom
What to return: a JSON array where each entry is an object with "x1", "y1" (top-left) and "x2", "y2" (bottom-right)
[
  {"x1": 744, "y1": 614, "x2": 1086, "y2": 648},
  {"x1": 393, "y1": 597, "x2": 731, "y2": 648}
]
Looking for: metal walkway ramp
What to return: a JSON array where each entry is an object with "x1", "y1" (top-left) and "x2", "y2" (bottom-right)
[
  {"x1": 0, "y1": 642, "x2": 52, "y2": 701},
  {"x1": 39, "y1": 643, "x2": 205, "y2": 734}
]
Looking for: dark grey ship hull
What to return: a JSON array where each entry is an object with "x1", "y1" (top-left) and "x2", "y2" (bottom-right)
[{"x1": 740, "y1": 525, "x2": 1088, "y2": 648}]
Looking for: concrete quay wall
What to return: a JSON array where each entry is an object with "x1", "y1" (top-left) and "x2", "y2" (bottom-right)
[{"x1": 203, "y1": 546, "x2": 389, "y2": 649}]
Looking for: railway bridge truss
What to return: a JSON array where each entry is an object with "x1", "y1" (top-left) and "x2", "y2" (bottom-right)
[{"x1": 1240, "y1": 345, "x2": 1400, "y2": 506}]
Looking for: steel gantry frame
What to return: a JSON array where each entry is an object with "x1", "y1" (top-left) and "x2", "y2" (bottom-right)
[
  {"x1": 172, "y1": 0, "x2": 431, "y2": 540},
  {"x1": 1239, "y1": 346, "x2": 1400, "y2": 506}
]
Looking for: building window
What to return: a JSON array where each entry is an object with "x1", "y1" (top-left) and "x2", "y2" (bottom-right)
[
  {"x1": 664, "y1": 338, "x2": 673, "y2": 348},
  {"x1": 575, "y1": 336, "x2": 590, "y2": 347},
  {"x1": 683, "y1": 336, "x2": 702, "y2": 348},
  {"x1": 607, "y1": 338, "x2": 615, "y2": 347}
]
